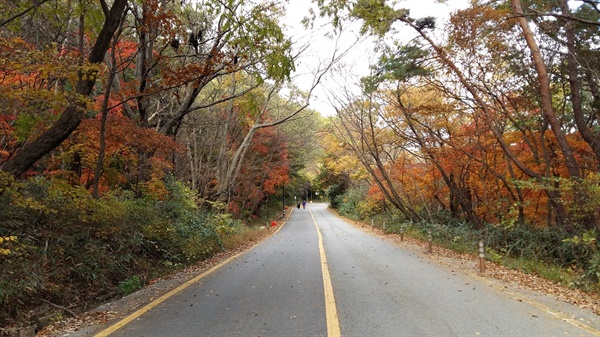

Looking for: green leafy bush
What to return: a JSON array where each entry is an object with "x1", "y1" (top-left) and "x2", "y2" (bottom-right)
[
  {"x1": 334, "y1": 185, "x2": 368, "y2": 218},
  {"x1": 326, "y1": 184, "x2": 346, "y2": 209},
  {"x1": 118, "y1": 276, "x2": 142, "y2": 296}
]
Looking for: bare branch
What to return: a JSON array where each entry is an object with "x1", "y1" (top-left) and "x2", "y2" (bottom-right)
[
  {"x1": 0, "y1": 0, "x2": 51, "y2": 28},
  {"x1": 529, "y1": 10, "x2": 600, "y2": 26}
]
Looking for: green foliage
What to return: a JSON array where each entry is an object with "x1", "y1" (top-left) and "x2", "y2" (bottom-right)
[
  {"x1": 485, "y1": 247, "x2": 504, "y2": 264},
  {"x1": 482, "y1": 224, "x2": 600, "y2": 289},
  {"x1": 118, "y1": 276, "x2": 142, "y2": 296},
  {"x1": 350, "y1": 0, "x2": 408, "y2": 36},
  {"x1": 313, "y1": 0, "x2": 352, "y2": 32},
  {"x1": 334, "y1": 185, "x2": 368, "y2": 217},
  {"x1": 361, "y1": 43, "x2": 431, "y2": 93},
  {"x1": 563, "y1": 231, "x2": 597, "y2": 247},
  {"x1": 326, "y1": 183, "x2": 346, "y2": 208},
  {"x1": 13, "y1": 115, "x2": 39, "y2": 141},
  {"x1": 137, "y1": 178, "x2": 223, "y2": 263},
  {"x1": 581, "y1": 254, "x2": 600, "y2": 291},
  {"x1": 414, "y1": 17, "x2": 436, "y2": 31},
  {"x1": 213, "y1": 213, "x2": 245, "y2": 238},
  {"x1": 502, "y1": 257, "x2": 576, "y2": 287},
  {"x1": 218, "y1": 1, "x2": 295, "y2": 83}
]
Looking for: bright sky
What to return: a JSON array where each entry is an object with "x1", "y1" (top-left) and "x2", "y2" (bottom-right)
[{"x1": 283, "y1": 0, "x2": 470, "y2": 116}]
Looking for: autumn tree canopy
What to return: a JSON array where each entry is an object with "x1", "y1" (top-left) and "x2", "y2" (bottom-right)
[
  {"x1": 0, "y1": 0, "x2": 334, "y2": 215},
  {"x1": 4, "y1": 0, "x2": 600, "y2": 329},
  {"x1": 315, "y1": 0, "x2": 600, "y2": 229}
]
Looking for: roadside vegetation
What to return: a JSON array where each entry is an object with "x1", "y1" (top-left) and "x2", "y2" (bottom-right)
[
  {"x1": 326, "y1": 185, "x2": 600, "y2": 295},
  {"x1": 0, "y1": 175, "x2": 285, "y2": 330},
  {"x1": 312, "y1": 0, "x2": 600, "y2": 299}
]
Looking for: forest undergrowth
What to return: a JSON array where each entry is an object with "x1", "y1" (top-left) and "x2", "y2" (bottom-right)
[{"x1": 0, "y1": 175, "x2": 280, "y2": 333}]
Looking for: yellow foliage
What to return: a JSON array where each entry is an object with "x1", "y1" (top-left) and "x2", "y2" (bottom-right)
[
  {"x1": 142, "y1": 177, "x2": 169, "y2": 200},
  {"x1": 0, "y1": 235, "x2": 17, "y2": 255}
]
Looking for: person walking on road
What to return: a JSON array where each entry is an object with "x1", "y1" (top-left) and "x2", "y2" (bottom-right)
[{"x1": 302, "y1": 200, "x2": 306, "y2": 209}]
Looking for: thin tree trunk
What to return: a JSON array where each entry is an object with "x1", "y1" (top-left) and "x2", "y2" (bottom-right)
[{"x1": 93, "y1": 21, "x2": 123, "y2": 198}]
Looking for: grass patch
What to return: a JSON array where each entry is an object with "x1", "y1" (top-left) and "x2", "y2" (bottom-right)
[
  {"x1": 501, "y1": 256, "x2": 578, "y2": 288},
  {"x1": 220, "y1": 226, "x2": 272, "y2": 250},
  {"x1": 118, "y1": 275, "x2": 142, "y2": 296}
]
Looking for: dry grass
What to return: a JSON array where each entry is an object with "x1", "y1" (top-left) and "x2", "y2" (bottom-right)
[{"x1": 221, "y1": 226, "x2": 274, "y2": 250}]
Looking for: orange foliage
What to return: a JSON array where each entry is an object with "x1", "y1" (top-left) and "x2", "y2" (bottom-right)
[
  {"x1": 358, "y1": 79, "x2": 600, "y2": 227},
  {"x1": 49, "y1": 104, "x2": 184, "y2": 194},
  {"x1": 0, "y1": 37, "x2": 77, "y2": 163},
  {"x1": 229, "y1": 127, "x2": 289, "y2": 217}
]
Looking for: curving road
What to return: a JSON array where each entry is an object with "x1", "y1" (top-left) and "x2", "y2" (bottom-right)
[{"x1": 96, "y1": 203, "x2": 600, "y2": 337}]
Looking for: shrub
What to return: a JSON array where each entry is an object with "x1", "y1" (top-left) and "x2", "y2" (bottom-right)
[
  {"x1": 0, "y1": 176, "x2": 227, "y2": 327},
  {"x1": 118, "y1": 276, "x2": 142, "y2": 296},
  {"x1": 334, "y1": 185, "x2": 368, "y2": 217},
  {"x1": 326, "y1": 184, "x2": 346, "y2": 208},
  {"x1": 371, "y1": 206, "x2": 600, "y2": 290}
]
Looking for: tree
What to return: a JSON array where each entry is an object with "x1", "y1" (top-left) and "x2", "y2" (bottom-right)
[
  {"x1": 317, "y1": 121, "x2": 365, "y2": 208},
  {"x1": 331, "y1": 77, "x2": 422, "y2": 220},
  {"x1": 0, "y1": 0, "x2": 128, "y2": 179},
  {"x1": 510, "y1": 0, "x2": 580, "y2": 180},
  {"x1": 315, "y1": 0, "x2": 600, "y2": 228}
]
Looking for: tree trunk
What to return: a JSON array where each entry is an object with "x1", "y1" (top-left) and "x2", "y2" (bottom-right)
[
  {"x1": 93, "y1": 43, "x2": 121, "y2": 198},
  {"x1": 511, "y1": 0, "x2": 581, "y2": 179},
  {"x1": 559, "y1": 0, "x2": 600, "y2": 156},
  {"x1": 0, "y1": 0, "x2": 128, "y2": 178}
]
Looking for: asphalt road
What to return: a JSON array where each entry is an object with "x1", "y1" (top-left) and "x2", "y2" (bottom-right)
[{"x1": 98, "y1": 203, "x2": 600, "y2": 337}]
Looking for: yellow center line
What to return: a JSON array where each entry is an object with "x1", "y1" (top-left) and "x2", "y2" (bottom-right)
[{"x1": 310, "y1": 208, "x2": 341, "y2": 337}]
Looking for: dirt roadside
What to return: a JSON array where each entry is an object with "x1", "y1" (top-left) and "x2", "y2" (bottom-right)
[{"x1": 37, "y1": 212, "x2": 600, "y2": 336}]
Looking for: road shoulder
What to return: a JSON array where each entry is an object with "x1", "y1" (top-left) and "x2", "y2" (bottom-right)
[{"x1": 335, "y1": 211, "x2": 600, "y2": 332}]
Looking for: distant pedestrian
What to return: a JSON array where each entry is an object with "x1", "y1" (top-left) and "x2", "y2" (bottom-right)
[
  {"x1": 297, "y1": 202, "x2": 300, "y2": 209},
  {"x1": 302, "y1": 200, "x2": 306, "y2": 209}
]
